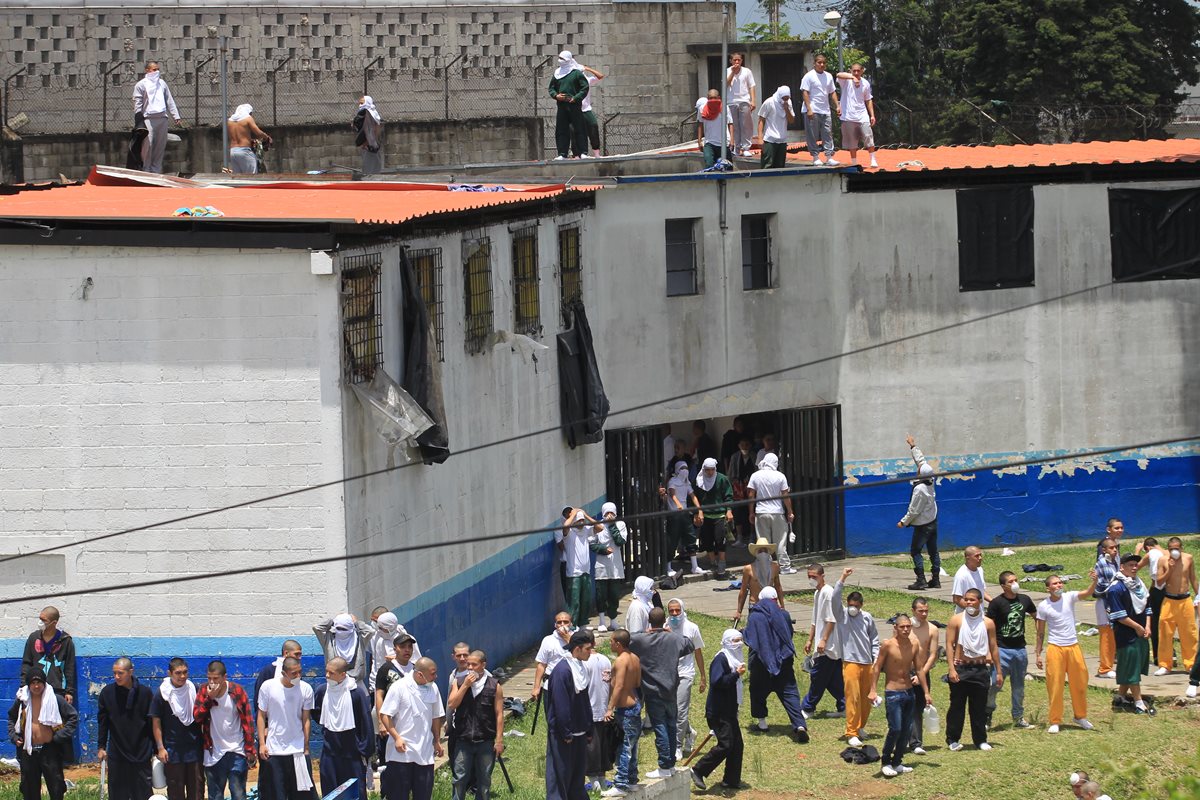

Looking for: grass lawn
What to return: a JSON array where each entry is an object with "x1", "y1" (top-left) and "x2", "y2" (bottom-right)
[{"x1": 877, "y1": 534, "x2": 1200, "y2": 591}]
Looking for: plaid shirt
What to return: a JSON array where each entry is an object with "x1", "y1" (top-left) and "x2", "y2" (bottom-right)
[
  {"x1": 1095, "y1": 553, "x2": 1121, "y2": 596},
  {"x1": 193, "y1": 681, "x2": 257, "y2": 760}
]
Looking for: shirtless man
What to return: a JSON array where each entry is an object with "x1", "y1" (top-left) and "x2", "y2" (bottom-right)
[
  {"x1": 867, "y1": 615, "x2": 929, "y2": 777},
  {"x1": 226, "y1": 104, "x2": 272, "y2": 175},
  {"x1": 907, "y1": 597, "x2": 940, "y2": 755},
  {"x1": 1154, "y1": 537, "x2": 1198, "y2": 675},
  {"x1": 8, "y1": 669, "x2": 79, "y2": 800},
  {"x1": 944, "y1": 589, "x2": 1001, "y2": 751},
  {"x1": 733, "y1": 538, "x2": 784, "y2": 625},
  {"x1": 602, "y1": 631, "x2": 642, "y2": 797}
]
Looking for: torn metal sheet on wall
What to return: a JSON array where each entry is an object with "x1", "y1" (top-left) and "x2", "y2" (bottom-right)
[{"x1": 351, "y1": 368, "x2": 434, "y2": 466}]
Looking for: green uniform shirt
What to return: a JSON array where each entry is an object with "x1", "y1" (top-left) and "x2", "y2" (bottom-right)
[
  {"x1": 548, "y1": 70, "x2": 589, "y2": 103},
  {"x1": 693, "y1": 473, "x2": 734, "y2": 515}
]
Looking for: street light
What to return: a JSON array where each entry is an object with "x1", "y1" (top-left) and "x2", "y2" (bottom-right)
[{"x1": 823, "y1": 10, "x2": 843, "y2": 73}]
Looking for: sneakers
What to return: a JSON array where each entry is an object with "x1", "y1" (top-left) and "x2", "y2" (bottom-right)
[
  {"x1": 869, "y1": 157, "x2": 879, "y2": 168},
  {"x1": 1013, "y1": 719, "x2": 1034, "y2": 729},
  {"x1": 690, "y1": 567, "x2": 706, "y2": 575},
  {"x1": 794, "y1": 727, "x2": 809, "y2": 743},
  {"x1": 912, "y1": 746, "x2": 927, "y2": 755},
  {"x1": 1047, "y1": 724, "x2": 1060, "y2": 734},
  {"x1": 827, "y1": 158, "x2": 841, "y2": 166},
  {"x1": 645, "y1": 767, "x2": 674, "y2": 779},
  {"x1": 1187, "y1": 685, "x2": 1198, "y2": 698},
  {"x1": 781, "y1": 566, "x2": 798, "y2": 575},
  {"x1": 898, "y1": 765, "x2": 913, "y2": 773},
  {"x1": 881, "y1": 766, "x2": 898, "y2": 777},
  {"x1": 947, "y1": 742, "x2": 963, "y2": 752},
  {"x1": 757, "y1": 718, "x2": 769, "y2": 731},
  {"x1": 812, "y1": 158, "x2": 823, "y2": 166},
  {"x1": 1097, "y1": 670, "x2": 1116, "y2": 679},
  {"x1": 1133, "y1": 702, "x2": 1150, "y2": 714},
  {"x1": 800, "y1": 708, "x2": 811, "y2": 720},
  {"x1": 1074, "y1": 718, "x2": 1094, "y2": 731},
  {"x1": 847, "y1": 736, "x2": 863, "y2": 747},
  {"x1": 1154, "y1": 667, "x2": 1170, "y2": 676},
  {"x1": 601, "y1": 788, "x2": 627, "y2": 798},
  {"x1": 690, "y1": 770, "x2": 706, "y2": 790},
  {"x1": 596, "y1": 625, "x2": 609, "y2": 633},
  {"x1": 674, "y1": 749, "x2": 683, "y2": 762},
  {"x1": 553, "y1": 155, "x2": 567, "y2": 160},
  {"x1": 979, "y1": 742, "x2": 992, "y2": 751},
  {"x1": 849, "y1": 158, "x2": 859, "y2": 165}
]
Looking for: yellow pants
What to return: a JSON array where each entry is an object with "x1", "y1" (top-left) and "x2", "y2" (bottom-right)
[
  {"x1": 1097, "y1": 625, "x2": 1116, "y2": 674},
  {"x1": 1158, "y1": 596, "x2": 1199, "y2": 670},
  {"x1": 1045, "y1": 643, "x2": 1088, "y2": 725},
  {"x1": 843, "y1": 661, "x2": 874, "y2": 737}
]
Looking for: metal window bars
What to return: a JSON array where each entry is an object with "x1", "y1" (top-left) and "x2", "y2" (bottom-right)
[
  {"x1": 557, "y1": 225, "x2": 582, "y2": 327},
  {"x1": 409, "y1": 247, "x2": 445, "y2": 362},
  {"x1": 511, "y1": 225, "x2": 541, "y2": 338},
  {"x1": 340, "y1": 252, "x2": 383, "y2": 384},
  {"x1": 462, "y1": 235, "x2": 493, "y2": 354}
]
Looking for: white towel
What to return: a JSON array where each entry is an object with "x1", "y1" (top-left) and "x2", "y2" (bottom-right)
[
  {"x1": 320, "y1": 677, "x2": 357, "y2": 732},
  {"x1": 293, "y1": 753, "x2": 314, "y2": 790},
  {"x1": 16, "y1": 685, "x2": 63, "y2": 754},
  {"x1": 159, "y1": 678, "x2": 196, "y2": 725},
  {"x1": 471, "y1": 670, "x2": 493, "y2": 698}
]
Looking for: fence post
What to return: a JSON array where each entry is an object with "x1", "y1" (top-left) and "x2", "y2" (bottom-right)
[
  {"x1": 193, "y1": 55, "x2": 214, "y2": 129},
  {"x1": 893, "y1": 100, "x2": 913, "y2": 144},
  {"x1": 2, "y1": 66, "x2": 26, "y2": 129},
  {"x1": 268, "y1": 55, "x2": 292, "y2": 126},
  {"x1": 442, "y1": 53, "x2": 463, "y2": 120},
  {"x1": 363, "y1": 56, "x2": 383, "y2": 101},
  {"x1": 602, "y1": 112, "x2": 620, "y2": 157},
  {"x1": 100, "y1": 61, "x2": 125, "y2": 134}
]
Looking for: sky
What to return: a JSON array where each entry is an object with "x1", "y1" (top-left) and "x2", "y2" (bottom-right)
[{"x1": 734, "y1": 2, "x2": 835, "y2": 38}]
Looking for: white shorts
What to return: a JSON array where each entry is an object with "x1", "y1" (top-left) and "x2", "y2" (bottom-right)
[{"x1": 842, "y1": 120, "x2": 875, "y2": 150}]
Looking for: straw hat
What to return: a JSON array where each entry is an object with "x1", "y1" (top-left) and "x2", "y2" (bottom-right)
[{"x1": 747, "y1": 537, "x2": 775, "y2": 556}]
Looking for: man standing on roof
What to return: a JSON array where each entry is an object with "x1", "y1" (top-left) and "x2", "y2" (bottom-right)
[
  {"x1": 548, "y1": 50, "x2": 589, "y2": 161},
  {"x1": 353, "y1": 96, "x2": 384, "y2": 175},
  {"x1": 835, "y1": 64, "x2": 877, "y2": 168},
  {"x1": 227, "y1": 104, "x2": 272, "y2": 175},
  {"x1": 576, "y1": 64, "x2": 605, "y2": 158},
  {"x1": 695, "y1": 90, "x2": 732, "y2": 169},
  {"x1": 725, "y1": 53, "x2": 756, "y2": 157},
  {"x1": 800, "y1": 54, "x2": 840, "y2": 166},
  {"x1": 756, "y1": 86, "x2": 794, "y2": 169},
  {"x1": 132, "y1": 61, "x2": 183, "y2": 174}
]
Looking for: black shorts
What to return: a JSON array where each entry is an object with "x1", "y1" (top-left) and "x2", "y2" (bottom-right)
[{"x1": 698, "y1": 517, "x2": 727, "y2": 553}]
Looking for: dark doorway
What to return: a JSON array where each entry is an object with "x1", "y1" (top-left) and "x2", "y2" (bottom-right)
[
  {"x1": 759, "y1": 54, "x2": 805, "y2": 131},
  {"x1": 775, "y1": 404, "x2": 845, "y2": 559},
  {"x1": 604, "y1": 427, "x2": 669, "y2": 577},
  {"x1": 706, "y1": 56, "x2": 724, "y2": 96}
]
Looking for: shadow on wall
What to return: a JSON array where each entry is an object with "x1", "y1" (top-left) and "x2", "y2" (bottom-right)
[{"x1": 845, "y1": 449, "x2": 1200, "y2": 555}]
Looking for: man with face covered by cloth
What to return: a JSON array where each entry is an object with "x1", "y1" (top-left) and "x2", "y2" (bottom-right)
[
  {"x1": 369, "y1": 613, "x2": 422, "y2": 695},
  {"x1": 626, "y1": 577, "x2": 656, "y2": 634},
  {"x1": 314, "y1": 657, "x2": 373, "y2": 800},
  {"x1": 7, "y1": 667, "x2": 78, "y2": 800},
  {"x1": 743, "y1": 587, "x2": 809, "y2": 742},
  {"x1": 692, "y1": 458, "x2": 734, "y2": 578},
  {"x1": 590, "y1": 503, "x2": 627, "y2": 633},
  {"x1": 315, "y1": 614, "x2": 374, "y2": 683},
  {"x1": 548, "y1": 50, "x2": 589, "y2": 160}
]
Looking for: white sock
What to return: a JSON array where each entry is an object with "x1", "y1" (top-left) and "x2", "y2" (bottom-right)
[
  {"x1": 691, "y1": 556, "x2": 700, "y2": 571},
  {"x1": 1135, "y1": 700, "x2": 1147, "y2": 710}
]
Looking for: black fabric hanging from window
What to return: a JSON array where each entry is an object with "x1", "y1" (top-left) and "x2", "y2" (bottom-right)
[
  {"x1": 399, "y1": 247, "x2": 450, "y2": 464},
  {"x1": 956, "y1": 185, "x2": 1035, "y2": 291},
  {"x1": 1108, "y1": 187, "x2": 1200, "y2": 282},
  {"x1": 557, "y1": 301, "x2": 610, "y2": 449}
]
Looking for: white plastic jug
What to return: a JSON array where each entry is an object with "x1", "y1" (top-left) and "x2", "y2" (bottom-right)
[
  {"x1": 151, "y1": 757, "x2": 167, "y2": 790},
  {"x1": 923, "y1": 704, "x2": 941, "y2": 735}
]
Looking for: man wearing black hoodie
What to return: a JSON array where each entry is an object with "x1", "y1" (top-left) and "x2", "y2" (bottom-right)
[
  {"x1": 21, "y1": 607, "x2": 76, "y2": 705},
  {"x1": 98, "y1": 658, "x2": 155, "y2": 800}
]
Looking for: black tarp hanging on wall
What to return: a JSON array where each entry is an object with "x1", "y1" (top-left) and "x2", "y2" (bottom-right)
[
  {"x1": 557, "y1": 301, "x2": 610, "y2": 449},
  {"x1": 399, "y1": 247, "x2": 450, "y2": 464},
  {"x1": 1108, "y1": 187, "x2": 1200, "y2": 282}
]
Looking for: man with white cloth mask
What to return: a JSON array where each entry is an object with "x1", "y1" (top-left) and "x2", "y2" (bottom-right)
[
  {"x1": 590, "y1": 503, "x2": 627, "y2": 633},
  {"x1": 689, "y1": 630, "x2": 745, "y2": 792},
  {"x1": 131, "y1": 61, "x2": 182, "y2": 173},
  {"x1": 315, "y1": 614, "x2": 375, "y2": 683},
  {"x1": 353, "y1": 96, "x2": 384, "y2": 174},
  {"x1": 747, "y1": 453, "x2": 796, "y2": 574},
  {"x1": 379, "y1": 657, "x2": 445, "y2": 800},
  {"x1": 666, "y1": 599, "x2": 705, "y2": 759},
  {"x1": 150, "y1": 658, "x2": 204, "y2": 800},
  {"x1": 6, "y1": 667, "x2": 78, "y2": 800},
  {"x1": 256, "y1": 656, "x2": 316, "y2": 800},
  {"x1": 547, "y1": 50, "x2": 589, "y2": 160},
  {"x1": 626, "y1": 577, "x2": 656, "y2": 634},
  {"x1": 755, "y1": 85, "x2": 794, "y2": 169},
  {"x1": 226, "y1": 104, "x2": 272, "y2": 175},
  {"x1": 692, "y1": 457, "x2": 734, "y2": 579},
  {"x1": 313, "y1": 657, "x2": 373, "y2": 800},
  {"x1": 368, "y1": 611, "x2": 422, "y2": 695}
]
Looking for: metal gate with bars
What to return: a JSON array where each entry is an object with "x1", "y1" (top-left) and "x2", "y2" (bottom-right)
[{"x1": 605, "y1": 404, "x2": 845, "y2": 578}]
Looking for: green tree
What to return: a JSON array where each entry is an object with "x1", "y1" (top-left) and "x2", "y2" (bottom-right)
[
  {"x1": 738, "y1": 20, "x2": 798, "y2": 42},
  {"x1": 842, "y1": 0, "x2": 1200, "y2": 144}
]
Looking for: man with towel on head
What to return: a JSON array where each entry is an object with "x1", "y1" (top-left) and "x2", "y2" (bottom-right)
[
  {"x1": 256, "y1": 657, "x2": 316, "y2": 800},
  {"x1": 314, "y1": 657, "x2": 373, "y2": 800},
  {"x1": 98, "y1": 658, "x2": 155, "y2": 800},
  {"x1": 369, "y1": 612, "x2": 422, "y2": 695},
  {"x1": 315, "y1": 614, "x2": 375, "y2": 684},
  {"x1": 590, "y1": 503, "x2": 627, "y2": 633},
  {"x1": 7, "y1": 667, "x2": 78, "y2": 800},
  {"x1": 150, "y1": 658, "x2": 203, "y2": 800},
  {"x1": 692, "y1": 457, "x2": 734, "y2": 578},
  {"x1": 353, "y1": 96, "x2": 384, "y2": 174},
  {"x1": 626, "y1": 577, "x2": 656, "y2": 634},
  {"x1": 226, "y1": 104, "x2": 271, "y2": 174},
  {"x1": 755, "y1": 86, "x2": 794, "y2": 169},
  {"x1": 695, "y1": 90, "x2": 732, "y2": 168},
  {"x1": 743, "y1": 587, "x2": 809, "y2": 742},
  {"x1": 689, "y1": 630, "x2": 745, "y2": 791},
  {"x1": 548, "y1": 50, "x2": 589, "y2": 160}
]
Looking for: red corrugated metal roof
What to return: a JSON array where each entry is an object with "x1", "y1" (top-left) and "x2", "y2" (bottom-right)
[{"x1": 0, "y1": 180, "x2": 585, "y2": 225}]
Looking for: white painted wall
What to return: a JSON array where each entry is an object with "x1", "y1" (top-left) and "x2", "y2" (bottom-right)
[{"x1": 0, "y1": 245, "x2": 347, "y2": 638}]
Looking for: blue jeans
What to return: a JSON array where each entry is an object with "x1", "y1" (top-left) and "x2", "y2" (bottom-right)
[
  {"x1": 205, "y1": 752, "x2": 247, "y2": 800},
  {"x1": 452, "y1": 740, "x2": 495, "y2": 800},
  {"x1": 643, "y1": 693, "x2": 677, "y2": 770},
  {"x1": 882, "y1": 690, "x2": 915, "y2": 768},
  {"x1": 613, "y1": 702, "x2": 642, "y2": 789},
  {"x1": 996, "y1": 647, "x2": 1028, "y2": 721},
  {"x1": 801, "y1": 655, "x2": 845, "y2": 714}
]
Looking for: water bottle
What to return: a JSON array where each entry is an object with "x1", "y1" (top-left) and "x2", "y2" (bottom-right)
[
  {"x1": 151, "y1": 757, "x2": 167, "y2": 790},
  {"x1": 923, "y1": 704, "x2": 940, "y2": 735}
]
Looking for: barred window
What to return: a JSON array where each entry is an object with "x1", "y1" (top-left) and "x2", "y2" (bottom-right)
[
  {"x1": 741, "y1": 214, "x2": 774, "y2": 290},
  {"x1": 463, "y1": 234, "x2": 494, "y2": 354},
  {"x1": 665, "y1": 218, "x2": 700, "y2": 296},
  {"x1": 558, "y1": 225, "x2": 582, "y2": 326},
  {"x1": 340, "y1": 252, "x2": 383, "y2": 384},
  {"x1": 409, "y1": 247, "x2": 444, "y2": 361},
  {"x1": 512, "y1": 225, "x2": 541, "y2": 337}
]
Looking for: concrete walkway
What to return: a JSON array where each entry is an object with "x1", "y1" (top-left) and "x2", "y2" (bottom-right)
[{"x1": 499, "y1": 547, "x2": 1195, "y2": 701}]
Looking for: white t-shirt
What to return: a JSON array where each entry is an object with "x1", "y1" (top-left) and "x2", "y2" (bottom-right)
[
  {"x1": 591, "y1": 521, "x2": 626, "y2": 581},
  {"x1": 536, "y1": 632, "x2": 569, "y2": 677},
  {"x1": 379, "y1": 678, "x2": 444, "y2": 766},
  {"x1": 674, "y1": 621, "x2": 705, "y2": 679},
  {"x1": 812, "y1": 583, "x2": 843, "y2": 660},
  {"x1": 257, "y1": 678, "x2": 314, "y2": 756},
  {"x1": 584, "y1": 653, "x2": 611, "y2": 722},
  {"x1": 951, "y1": 565, "x2": 987, "y2": 612},
  {"x1": 838, "y1": 76, "x2": 872, "y2": 123},
  {"x1": 800, "y1": 69, "x2": 836, "y2": 115},
  {"x1": 1037, "y1": 591, "x2": 1082, "y2": 647},
  {"x1": 726, "y1": 67, "x2": 756, "y2": 104},
  {"x1": 581, "y1": 75, "x2": 599, "y2": 113},
  {"x1": 666, "y1": 474, "x2": 691, "y2": 511},
  {"x1": 554, "y1": 528, "x2": 567, "y2": 563},
  {"x1": 564, "y1": 525, "x2": 591, "y2": 578},
  {"x1": 1148, "y1": 549, "x2": 1165, "y2": 589},
  {"x1": 204, "y1": 690, "x2": 245, "y2": 767},
  {"x1": 747, "y1": 468, "x2": 789, "y2": 515},
  {"x1": 695, "y1": 98, "x2": 730, "y2": 146},
  {"x1": 756, "y1": 96, "x2": 791, "y2": 144}
]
